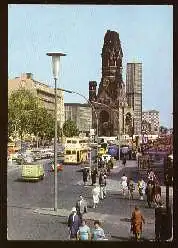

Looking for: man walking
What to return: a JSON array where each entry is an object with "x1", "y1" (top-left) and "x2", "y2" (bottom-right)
[
  {"x1": 145, "y1": 181, "x2": 154, "y2": 208},
  {"x1": 82, "y1": 167, "x2": 88, "y2": 186},
  {"x1": 91, "y1": 168, "x2": 97, "y2": 186},
  {"x1": 128, "y1": 177, "x2": 135, "y2": 200},
  {"x1": 68, "y1": 207, "x2": 82, "y2": 240},
  {"x1": 99, "y1": 171, "x2": 107, "y2": 200},
  {"x1": 122, "y1": 155, "x2": 126, "y2": 167}
]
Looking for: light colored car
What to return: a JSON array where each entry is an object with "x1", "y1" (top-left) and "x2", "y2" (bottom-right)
[{"x1": 21, "y1": 164, "x2": 45, "y2": 181}]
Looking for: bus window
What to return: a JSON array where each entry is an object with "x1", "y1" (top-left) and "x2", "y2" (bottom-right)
[
  {"x1": 72, "y1": 151, "x2": 76, "y2": 154},
  {"x1": 72, "y1": 140, "x2": 77, "y2": 144},
  {"x1": 67, "y1": 140, "x2": 71, "y2": 143},
  {"x1": 66, "y1": 150, "x2": 71, "y2": 155}
]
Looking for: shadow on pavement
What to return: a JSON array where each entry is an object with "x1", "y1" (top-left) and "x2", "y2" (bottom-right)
[
  {"x1": 14, "y1": 178, "x2": 40, "y2": 183},
  {"x1": 111, "y1": 235, "x2": 151, "y2": 241},
  {"x1": 120, "y1": 218, "x2": 131, "y2": 222}
]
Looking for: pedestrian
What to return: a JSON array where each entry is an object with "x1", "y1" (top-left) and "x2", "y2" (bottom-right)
[
  {"x1": 155, "y1": 201, "x2": 165, "y2": 241},
  {"x1": 147, "y1": 169, "x2": 156, "y2": 183},
  {"x1": 92, "y1": 185, "x2": 100, "y2": 208},
  {"x1": 91, "y1": 220, "x2": 106, "y2": 240},
  {"x1": 76, "y1": 195, "x2": 88, "y2": 218},
  {"x1": 128, "y1": 177, "x2": 135, "y2": 200},
  {"x1": 106, "y1": 162, "x2": 111, "y2": 176},
  {"x1": 77, "y1": 219, "x2": 91, "y2": 240},
  {"x1": 153, "y1": 182, "x2": 162, "y2": 207},
  {"x1": 130, "y1": 206, "x2": 145, "y2": 241},
  {"x1": 122, "y1": 155, "x2": 126, "y2": 166},
  {"x1": 120, "y1": 173, "x2": 128, "y2": 197},
  {"x1": 82, "y1": 167, "x2": 88, "y2": 186},
  {"x1": 110, "y1": 157, "x2": 114, "y2": 169},
  {"x1": 137, "y1": 178, "x2": 146, "y2": 200},
  {"x1": 99, "y1": 171, "x2": 107, "y2": 200},
  {"x1": 145, "y1": 182, "x2": 154, "y2": 208},
  {"x1": 91, "y1": 168, "x2": 97, "y2": 186},
  {"x1": 68, "y1": 207, "x2": 82, "y2": 240}
]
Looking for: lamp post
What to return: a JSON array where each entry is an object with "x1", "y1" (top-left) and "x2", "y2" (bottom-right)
[
  {"x1": 57, "y1": 88, "x2": 99, "y2": 170},
  {"x1": 46, "y1": 52, "x2": 66, "y2": 212}
]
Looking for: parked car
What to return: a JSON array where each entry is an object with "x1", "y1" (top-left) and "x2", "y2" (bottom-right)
[{"x1": 16, "y1": 153, "x2": 35, "y2": 165}]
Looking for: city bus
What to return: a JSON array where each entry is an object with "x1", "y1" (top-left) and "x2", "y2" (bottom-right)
[{"x1": 63, "y1": 137, "x2": 89, "y2": 165}]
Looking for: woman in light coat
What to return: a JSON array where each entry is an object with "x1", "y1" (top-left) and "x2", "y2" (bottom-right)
[
  {"x1": 92, "y1": 185, "x2": 100, "y2": 208},
  {"x1": 120, "y1": 173, "x2": 128, "y2": 197}
]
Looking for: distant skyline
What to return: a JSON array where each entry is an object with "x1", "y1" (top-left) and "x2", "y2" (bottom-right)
[{"x1": 8, "y1": 4, "x2": 173, "y2": 127}]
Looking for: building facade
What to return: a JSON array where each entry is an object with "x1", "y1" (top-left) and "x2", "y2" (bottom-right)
[
  {"x1": 8, "y1": 73, "x2": 64, "y2": 124},
  {"x1": 126, "y1": 63, "x2": 142, "y2": 135},
  {"x1": 64, "y1": 103, "x2": 92, "y2": 133},
  {"x1": 142, "y1": 110, "x2": 160, "y2": 135}
]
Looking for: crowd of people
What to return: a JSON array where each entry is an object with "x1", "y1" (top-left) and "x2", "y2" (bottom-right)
[
  {"x1": 121, "y1": 168, "x2": 162, "y2": 208},
  {"x1": 67, "y1": 154, "x2": 163, "y2": 241},
  {"x1": 67, "y1": 156, "x2": 115, "y2": 240}
]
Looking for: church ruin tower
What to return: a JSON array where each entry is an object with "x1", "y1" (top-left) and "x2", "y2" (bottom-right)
[
  {"x1": 89, "y1": 30, "x2": 133, "y2": 137},
  {"x1": 97, "y1": 30, "x2": 124, "y2": 103},
  {"x1": 95, "y1": 30, "x2": 128, "y2": 136}
]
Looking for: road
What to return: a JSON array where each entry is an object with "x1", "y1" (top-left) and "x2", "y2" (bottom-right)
[{"x1": 7, "y1": 159, "x2": 173, "y2": 240}]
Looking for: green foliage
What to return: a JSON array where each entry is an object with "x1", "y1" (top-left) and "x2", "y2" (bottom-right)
[
  {"x1": 159, "y1": 126, "x2": 168, "y2": 134},
  {"x1": 8, "y1": 87, "x2": 39, "y2": 139},
  {"x1": 63, "y1": 119, "x2": 79, "y2": 137},
  {"x1": 8, "y1": 87, "x2": 62, "y2": 142}
]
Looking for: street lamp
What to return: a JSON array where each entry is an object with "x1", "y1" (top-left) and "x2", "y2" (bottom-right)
[
  {"x1": 57, "y1": 88, "x2": 99, "y2": 170},
  {"x1": 46, "y1": 52, "x2": 66, "y2": 212}
]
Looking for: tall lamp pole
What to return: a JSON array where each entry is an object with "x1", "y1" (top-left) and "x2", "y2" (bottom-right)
[
  {"x1": 46, "y1": 52, "x2": 66, "y2": 212},
  {"x1": 57, "y1": 88, "x2": 99, "y2": 170}
]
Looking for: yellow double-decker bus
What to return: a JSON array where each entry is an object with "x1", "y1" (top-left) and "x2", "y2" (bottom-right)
[{"x1": 64, "y1": 137, "x2": 89, "y2": 165}]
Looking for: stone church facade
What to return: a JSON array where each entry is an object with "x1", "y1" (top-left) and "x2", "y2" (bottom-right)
[{"x1": 89, "y1": 30, "x2": 134, "y2": 137}]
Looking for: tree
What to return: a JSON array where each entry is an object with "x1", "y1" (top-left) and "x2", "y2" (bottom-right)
[
  {"x1": 63, "y1": 119, "x2": 79, "y2": 137},
  {"x1": 159, "y1": 126, "x2": 168, "y2": 134},
  {"x1": 28, "y1": 106, "x2": 50, "y2": 147},
  {"x1": 8, "y1": 87, "x2": 39, "y2": 145},
  {"x1": 42, "y1": 112, "x2": 61, "y2": 142}
]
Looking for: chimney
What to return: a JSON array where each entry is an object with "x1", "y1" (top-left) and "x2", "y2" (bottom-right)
[{"x1": 21, "y1": 73, "x2": 33, "y2": 80}]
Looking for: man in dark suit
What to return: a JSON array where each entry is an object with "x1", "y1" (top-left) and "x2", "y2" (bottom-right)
[
  {"x1": 82, "y1": 168, "x2": 88, "y2": 186},
  {"x1": 68, "y1": 207, "x2": 82, "y2": 240},
  {"x1": 91, "y1": 168, "x2": 97, "y2": 185}
]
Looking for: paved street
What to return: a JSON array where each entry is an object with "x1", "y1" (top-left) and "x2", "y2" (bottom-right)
[{"x1": 7, "y1": 159, "x2": 173, "y2": 240}]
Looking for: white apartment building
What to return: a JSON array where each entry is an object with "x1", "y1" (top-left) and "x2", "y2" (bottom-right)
[{"x1": 142, "y1": 110, "x2": 160, "y2": 134}]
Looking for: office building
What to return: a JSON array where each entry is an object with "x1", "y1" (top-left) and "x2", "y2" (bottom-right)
[
  {"x1": 126, "y1": 62, "x2": 142, "y2": 135},
  {"x1": 8, "y1": 73, "x2": 64, "y2": 123}
]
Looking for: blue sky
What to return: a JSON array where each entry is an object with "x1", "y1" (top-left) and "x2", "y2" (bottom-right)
[{"x1": 8, "y1": 4, "x2": 173, "y2": 127}]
